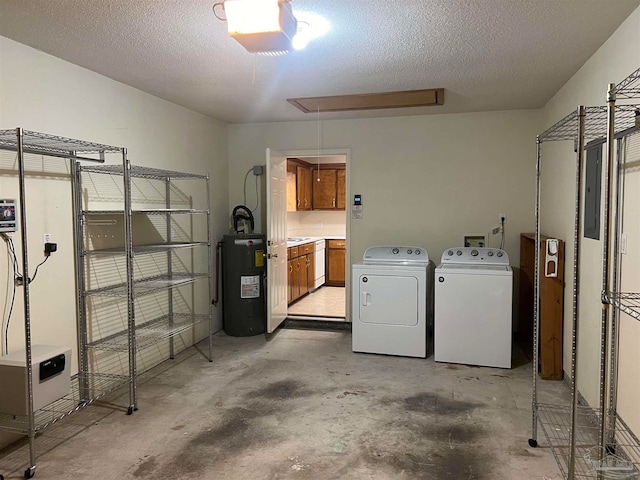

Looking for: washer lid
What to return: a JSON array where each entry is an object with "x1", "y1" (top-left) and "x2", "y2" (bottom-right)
[{"x1": 362, "y1": 245, "x2": 430, "y2": 265}]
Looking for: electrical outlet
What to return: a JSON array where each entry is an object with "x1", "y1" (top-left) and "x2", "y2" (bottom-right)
[
  {"x1": 43, "y1": 233, "x2": 51, "y2": 246},
  {"x1": 499, "y1": 213, "x2": 507, "y2": 223}
]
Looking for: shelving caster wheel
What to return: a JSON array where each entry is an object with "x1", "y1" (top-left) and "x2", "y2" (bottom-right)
[
  {"x1": 126, "y1": 405, "x2": 139, "y2": 415},
  {"x1": 24, "y1": 466, "x2": 36, "y2": 478},
  {"x1": 528, "y1": 439, "x2": 538, "y2": 448}
]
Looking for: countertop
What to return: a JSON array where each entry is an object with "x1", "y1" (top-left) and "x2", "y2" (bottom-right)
[{"x1": 287, "y1": 236, "x2": 345, "y2": 248}]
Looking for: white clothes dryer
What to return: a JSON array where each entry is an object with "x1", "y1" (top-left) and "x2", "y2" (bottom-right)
[
  {"x1": 352, "y1": 246, "x2": 434, "y2": 358},
  {"x1": 434, "y1": 247, "x2": 513, "y2": 368}
]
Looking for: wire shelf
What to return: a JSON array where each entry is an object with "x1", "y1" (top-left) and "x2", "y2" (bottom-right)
[
  {"x1": 0, "y1": 129, "x2": 122, "y2": 156},
  {"x1": 84, "y1": 272, "x2": 208, "y2": 297},
  {"x1": 86, "y1": 313, "x2": 210, "y2": 352},
  {"x1": 613, "y1": 68, "x2": 640, "y2": 100},
  {"x1": 606, "y1": 292, "x2": 640, "y2": 321},
  {"x1": 0, "y1": 373, "x2": 128, "y2": 434},
  {"x1": 83, "y1": 209, "x2": 208, "y2": 215},
  {"x1": 84, "y1": 241, "x2": 208, "y2": 256},
  {"x1": 80, "y1": 164, "x2": 207, "y2": 179},
  {"x1": 537, "y1": 404, "x2": 640, "y2": 479},
  {"x1": 539, "y1": 105, "x2": 640, "y2": 143}
]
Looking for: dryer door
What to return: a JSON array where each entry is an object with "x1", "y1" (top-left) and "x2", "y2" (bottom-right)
[{"x1": 357, "y1": 273, "x2": 419, "y2": 326}]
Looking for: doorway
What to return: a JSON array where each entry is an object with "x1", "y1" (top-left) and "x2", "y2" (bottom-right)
[{"x1": 284, "y1": 152, "x2": 349, "y2": 322}]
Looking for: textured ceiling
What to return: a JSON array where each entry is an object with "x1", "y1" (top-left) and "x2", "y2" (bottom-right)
[{"x1": 0, "y1": 0, "x2": 638, "y2": 124}]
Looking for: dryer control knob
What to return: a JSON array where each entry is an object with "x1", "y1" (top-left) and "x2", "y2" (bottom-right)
[
  {"x1": 407, "y1": 249, "x2": 413, "y2": 254},
  {"x1": 447, "y1": 250, "x2": 453, "y2": 256},
  {"x1": 456, "y1": 250, "x2": 462, "y2": 256},
  {"x1": 497, "y1": 251, "x2": 503, "y2": 257},
  {"x1": 471, "y1": 249, "x2": 479, "y2": 256},
  {"x1": 487, "y1": 250, "x2": 494, "y2": 256},
  {"x1": 392, "y1": 248, "x2": 399, "y2": 254},
  {"x1": 415, "y1": 249, "x2": 421, "y2": 255}
]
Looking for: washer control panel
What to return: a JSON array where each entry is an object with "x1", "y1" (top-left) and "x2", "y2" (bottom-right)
[
  {"x1": 363, "y1": 246, "x2": 430, "y2": 264},
  {"x1": 440, "y1": 247, "x2": 509, "y2": 265}
]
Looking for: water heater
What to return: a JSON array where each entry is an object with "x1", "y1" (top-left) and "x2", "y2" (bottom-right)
[{"x1": 221, "y1": 234, "x2": 267, "y2": 336}]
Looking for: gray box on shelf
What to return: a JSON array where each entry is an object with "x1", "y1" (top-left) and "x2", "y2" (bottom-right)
[{"x1": 0, "y1": 345, "x2": 71, "y2": 416}]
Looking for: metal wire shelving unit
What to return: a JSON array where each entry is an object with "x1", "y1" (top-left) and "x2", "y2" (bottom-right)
[
  {"x1": 529, "y1": 68, "x2": 640, "y2": 480},
  {"x1": 0, "y1": 372, "x2": 128, "y2": 434},
  {"x1": 0, "y1": 128, "x2": 129, "y2": 479},
  {"x1": 72, "y1": 158, "x2": 214, "y2": 423}
]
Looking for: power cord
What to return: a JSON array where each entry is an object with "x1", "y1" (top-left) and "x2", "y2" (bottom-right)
[
  {"x1": 1, "y1": 233, "x2": 52, "y2": 354},
  {"x1": 243, "y1": 167, "x2": 260, "y2": 213},
  {"x1": 2, "y1": 233, "x2": 18, "y2": 355}
]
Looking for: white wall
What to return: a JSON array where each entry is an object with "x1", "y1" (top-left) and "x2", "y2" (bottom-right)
[
  {"x1": 230, "y1": 110, "x2": 541, "y2": 264},
  {"x1": 0, "y1": 37, "x2": 228, "y2": 447},
  {"x1": 538, "y1": 5, "x2": 640, "y2": 431},
  {"x1": 229, "y1": 109, "x2": 542, "y2": 326}
]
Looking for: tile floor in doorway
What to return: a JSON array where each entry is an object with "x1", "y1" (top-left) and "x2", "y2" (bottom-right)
[
  {"x1": 0, "y1": 329, "x2": 567, "y2": 480},
  {"x1": 287, "y1": 286, "x2": 346, "y2": 318}
]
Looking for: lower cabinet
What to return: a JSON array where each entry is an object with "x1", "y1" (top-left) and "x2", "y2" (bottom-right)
[
  {"x1": 326, "y1": 239, "x2": 346, "y2": 287},
  {"x1": 288, "y1": 242, "x2": 315, "y2": 305}
]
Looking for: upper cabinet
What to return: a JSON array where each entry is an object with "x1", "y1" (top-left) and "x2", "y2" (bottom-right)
[
  {"x1": 336, "y1": 169, "x2": 346, "y2": 210},
  {"x1": 287, "y1": 159, "x2": 346, "y2": 211},
  {"x1": 297, "y1": 165, "x2": 312, "y2": 210},
  {"x1": 312, "y1": 165, "x2": 346, "y2": 210},
  {"x1": 287, "y1": 159, "x2": 312, "y2": 211}
]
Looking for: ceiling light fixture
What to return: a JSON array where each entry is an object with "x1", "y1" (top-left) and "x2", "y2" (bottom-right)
[{"x1": 214, "y1": 0, "x2": 298, "y2": 54}]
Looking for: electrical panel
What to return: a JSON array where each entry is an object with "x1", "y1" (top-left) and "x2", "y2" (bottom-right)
[{"x1": 0, "y1": 199, "x2": 17, "y2": 232}]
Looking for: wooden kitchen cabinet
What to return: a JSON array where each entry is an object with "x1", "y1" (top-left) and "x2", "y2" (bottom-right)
[
  {"x1": 286, "y1": 159, "x2": 312, "y2": 211},
  {"x1": 336, "y1": 169, "x2": 346, "y2": 209},
  {"x1": 288, "y1": 242, "x2": 316, "y2": 305},
  {"x1": 296, "y1": 165, "x2": 312, "y2": 210},
  {"x1": 307, "y1": 251, "x2": 315, "y2": 291},
  {"x1": 312, "y1": 166, "x2": 346, "y2": 210},
  {"x1": 287, "y1": 259, "x2": 295, "y2": 304},
  {"x1": 326, "y1": 239, "x2": 346, "y2": 287}
]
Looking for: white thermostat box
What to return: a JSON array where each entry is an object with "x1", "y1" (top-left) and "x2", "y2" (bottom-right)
[{"x1": 0, "y1": 345, "x2": 71, "y2": 415}]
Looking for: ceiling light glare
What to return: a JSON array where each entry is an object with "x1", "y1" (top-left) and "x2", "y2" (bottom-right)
[
  {"x1": 292, "y1": 12, "x2": 330, "y2": 50},
  {"x1": 225, "y1": 0, "x2": 282, "y2": 34}
]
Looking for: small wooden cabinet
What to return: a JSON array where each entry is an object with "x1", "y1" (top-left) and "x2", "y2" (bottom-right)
[
  {"x1": 326, "y1": 239, "x2": 346, "y2": 287},
  {"x1": 288, "y1": 242, "x2": 315, "y2": 305},
  {"x1": 520, "y1": 233, "x2": 565, "y2": 380},
  {"x1": 312, "y1": 166, "x2": 346, "y2": 210}
]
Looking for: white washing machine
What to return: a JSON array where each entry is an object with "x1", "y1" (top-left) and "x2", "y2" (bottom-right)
[
  {"x1": 434, "y1": 247, "x2": 513, "y2": 368},
  {"x1": 352, "y1": 246, "x2": 434, "y2": 358}
]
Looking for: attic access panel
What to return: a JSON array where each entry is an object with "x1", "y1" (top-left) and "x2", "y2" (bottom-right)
[{"x1": 287, "y1": 88, "x2": 444, "y2": 113}]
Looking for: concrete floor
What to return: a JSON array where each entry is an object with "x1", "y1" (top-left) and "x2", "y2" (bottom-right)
[{"x1": 0, "y1": 329, "x2": 568, "y2": 479}]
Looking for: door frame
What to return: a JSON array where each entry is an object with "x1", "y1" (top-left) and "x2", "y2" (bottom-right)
[{"x1": 280, "y1": 148, "x2": 352, "y2": 322}]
